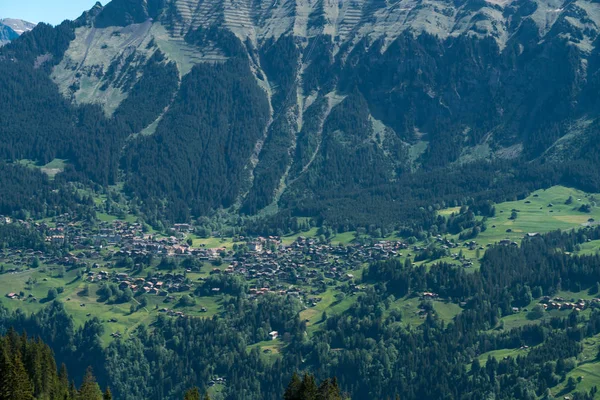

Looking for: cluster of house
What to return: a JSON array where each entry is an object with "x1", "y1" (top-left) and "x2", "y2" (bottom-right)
[
  {"x1": 435, "y1": 235, "x2": 460, "y2": 249},
  {"x1": 158, "y1": 307, "x2": 207, "y2": 317},
  {"x1": 85, "y1": 270, "x2": 193, "y2": 296},
  {"x1": 219, "y1": 237, "x2": 408, "y2": 298},
  {"x1": 1, "y1": 213, "x2": 421, "y2": 309},
  {"x1": 208, "y1": 377, "x2": 226, "y2": 387},
  {"x1": 1, "y1": 216, "x2": 422, "y2": 311},
  {"x1": 27, "y1": 217, "x2": 223, "y2": 260},
  {"x1": 538, "y1": 296, "x2": 600, "y2": 311}
]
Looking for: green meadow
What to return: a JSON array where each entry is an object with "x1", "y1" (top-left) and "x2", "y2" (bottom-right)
[
  {"x1": 461, "y1": 186, "x2": 600, "y2": 246},
  {"x1": 0, "y1": 263, "x2": 223, "y2": 344}
]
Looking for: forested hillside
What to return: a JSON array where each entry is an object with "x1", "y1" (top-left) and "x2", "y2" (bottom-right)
[
  {"x1": 0, "y1": 329, "x2": 344, "y2": 400},
  {"x1": 2, "y1": 0, "x2": 600, "y2": 229},
  {"x1": 0, "y1": 330, "x2": 109, "y2": 399}
]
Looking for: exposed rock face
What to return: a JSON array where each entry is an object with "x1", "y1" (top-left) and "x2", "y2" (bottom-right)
[
  {"x1": 0, "y1": 19, "x2": 35, "y2": 46},
  {"x1": 55, "y1": 0, "x2": 600, "y2": 119},
  {"x1": 90, "y1": 0, "x2": 600, "y2": 50}
]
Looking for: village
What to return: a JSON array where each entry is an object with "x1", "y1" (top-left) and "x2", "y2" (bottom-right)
[
  {"x1": 0, "y1": 215, "x2": 416, "y2": 315},
  {"x1": 5, "y1": 213, "x2": 597, "y2": 326}
]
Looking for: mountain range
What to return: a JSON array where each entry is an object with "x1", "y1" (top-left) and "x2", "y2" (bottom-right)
[
  {"x1": 2, "y1": 0, "x2": 600, "y2": 228},
  {"x1": 0, "y1": 18, "x2": 35, "y2": 46}
]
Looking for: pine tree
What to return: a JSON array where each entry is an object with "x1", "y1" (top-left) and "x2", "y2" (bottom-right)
[
  {"x1": 103, "y1": 388, "x2": 113, "y2": 400},
  {"x1": 184, "y1": 387, "x2": 200, "y2": 400},
  {"x1": 284, "y1": 372, "x2": 302, "y2": 400},
  {"x1": 299, "y1": 374, "x2": 318, "y2": 400},
  {"x1": 77, "y1": 367, "x2": 103, "y2": 400},
  {"x1": 316, "y1": 378, "x2": 343, "y2": 400},
  {"x1": 58, "y1": 364, "x2": 70, "y2": 399},
  {"x1": 285, "y1": 374, "x2": 342, "y2": 400},
  {"x1": 0, "y1": 343, "x2": 14, "y2": 400},
  {"x1": 69, "y1": 381, "x2": 78, "y2": 400},
  {"x1": 9, "y1": 353, "x2": 34, "y2": 400}
]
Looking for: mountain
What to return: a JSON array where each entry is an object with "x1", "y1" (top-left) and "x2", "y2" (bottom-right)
[
  {"x1": 0, "y1": 19, "x2": 35, "y2": 46},
  {"x1": 0, "y1": 25, "x2": 18, "y2": 46},
  {"x1": 0, "y1": 23, "x2": 19, "y2": 46},
  {"x1": 1, "y1": 18, "x2": 36, "y2": 35},
  {"x1": 2, "y1": 0, "x2": 600, "y2": 228}
]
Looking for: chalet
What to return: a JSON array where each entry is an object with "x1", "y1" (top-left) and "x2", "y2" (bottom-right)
[
  {"x1": 173, "y1": 224, "x2": 192, "y2": 232},
  {"x1": 269, "y1": 331, "x2": 279, "y2": 340},
  {"x1": 248, "y1": 241, "x2": 263, "y2": 253}
]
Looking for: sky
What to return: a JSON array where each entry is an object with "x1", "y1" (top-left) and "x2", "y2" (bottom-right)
[{"x1": 0, "y1": 0, "x2": 102, "y2": 25}]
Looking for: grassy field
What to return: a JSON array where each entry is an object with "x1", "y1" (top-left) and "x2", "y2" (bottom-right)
[
  {"x1": 247, "y1": 340, "x2": 283, "y2": 364},
  {"x1": 551, "y1": 333, "x2": 600, "y2": 397},
  {"x1": 575, "y1": 239, "x2": 600, "y2": 256},
  {"x1": 490, "y1": 290, "x2": 597, "y2": 332},
  {"x1": 300, "y1": 288, "x2": 356, "y2": 335},
  {"x1": 435, "y1": 301, "x2": 464, "y2": 321},
  {"x1": 40, "y1": 159, "x2": 67, "y2": 177},
  {"x1": 427, "y1": 186, "x2": 600, "y2": 270},
  {"x1": 330, "y1": 232, "x2": 357, "y2": 245},
  {"x1": 386, "y1": 296, "x2": 463, "y2": 328},
  {"x1": 191, "y1": 237, "x2": 238, "y2": 250},
  {"x1": 458, "y1": 186, "x2": 600, "y2": 247},
  {"x1": 438, "y1": 207, "x2": 462, "y2": 217},
  {"x1": 16, "y1": 158, "x2": 68, "y2": 178},
  {"x1": 281, "y1": 228, "x2": 320, "y2": 245},
  {"x1": 0, "y1": 263, "x2": 223, "y2": 344},
  {"x1": 477, "y1": 348, "x2": 530, "y2": 365}
]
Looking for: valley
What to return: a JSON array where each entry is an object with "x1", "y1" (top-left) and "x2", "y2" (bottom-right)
[
  {"x1": 1, "y1": 185, "x2": 600, "y2": 398},
  {"x1": 3, "y1": 0, "x2": 600, "y2": 398}
]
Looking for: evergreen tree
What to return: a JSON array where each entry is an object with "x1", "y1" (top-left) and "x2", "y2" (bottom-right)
[
  {"x1": 77, "y1": 367, "x2": 102, "y2": 400},
  {"x1": 0, "y1": 343, "x2": 14, "y2": 400},
  {"x1": 316, "y1": 378, "x2": 343, "y2": 400},
  {"x1": 184, "y1": 387, "x2": 200, "y2": 400},
  {"x1": 9, "y1": 354, "x2": 34, "y2": 400},
  {"x1": 299, "y1": 374, "x2": 318, "y2": 400},
  {"x1": 69, "y1": 381, "x2": 78, "y2": 400},
  {"x1": 284, "y1": 372, "x2": 302, "y2": 400},
  {"x1": 284, "y1": 374, "x2": 342, "y2": 400}
]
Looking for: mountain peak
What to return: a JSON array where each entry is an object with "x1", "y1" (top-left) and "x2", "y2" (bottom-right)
[
  {"x1": 0, "y1": 18, "x2": 36, "y2": 46},
  {"x1": 0, "y1": 18, "x2": 36, "y2": 35}
]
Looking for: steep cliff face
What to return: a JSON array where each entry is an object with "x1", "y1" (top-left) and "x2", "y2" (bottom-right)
[
  {"x1": 2, "y1": 0, "x2": 600, "y2": 221},
  {"x1": 91, "y1": 0, "x2": 600, "y2": 49}
]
